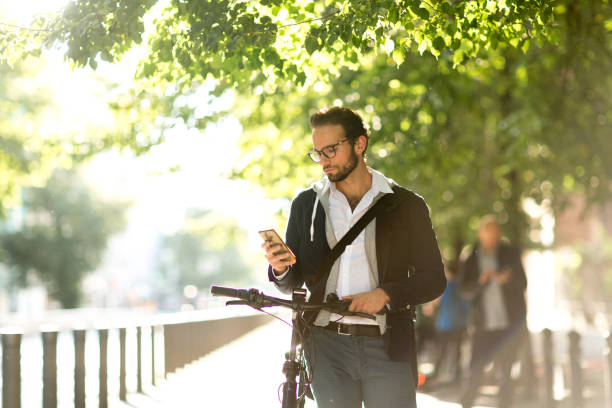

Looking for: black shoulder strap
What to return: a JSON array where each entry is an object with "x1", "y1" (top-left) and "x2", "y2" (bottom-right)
[{"x1": 308, "y1": 192, "x2": 392, "y2": 300}]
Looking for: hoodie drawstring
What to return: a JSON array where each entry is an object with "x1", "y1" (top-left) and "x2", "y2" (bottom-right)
[{"x1": 310, "y1": 195, "x2": 319, "y2": 242}]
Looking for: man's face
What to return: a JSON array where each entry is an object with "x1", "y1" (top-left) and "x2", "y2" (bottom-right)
[
  {"x1": 478, "y1": 222, "x2": 501, "y2": 250},
  {"x1": 312, "y1": 124, "x2": 359, "y2": 182}
]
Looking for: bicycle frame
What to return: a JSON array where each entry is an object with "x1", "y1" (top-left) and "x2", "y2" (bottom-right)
[
  {"x1": 210, "y1": 285, "x2": 376, "y2": 408},
  {"x1": 281, "y1": 288, "x2": 308, "y2": 408}
]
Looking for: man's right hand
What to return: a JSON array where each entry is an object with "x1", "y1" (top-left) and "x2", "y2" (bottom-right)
[{"x1": 262, "y1": 241, "x2": 296, "y2": 276}]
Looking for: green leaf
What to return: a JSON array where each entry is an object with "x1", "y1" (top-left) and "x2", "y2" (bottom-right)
[
  {"x1": 445, "y1": 23, "x2": 457, "y2": 37},
  {"x1": 410, "y1": 5, "x2": 430, "y2": 20},
  {"x1": 389, "y1": 3, "x2": 399, "y2": 23},
  {"x1": 263, "y1": 48, "x2": 281, "y2": 65},
  {"x1": 296, "y1": 71, "x2": 306, "y2": 85},
  {"x1": 433, "y1": 36, "x2": 446, "y2": 52},
  {"x1": 327, "y1": 30, "x2": 339, "y2": 46},
  {"x1": 491, "y1": 35, "x2": 498, "y2": 49},
  {"x1": 355, "y1": 23, "x2": 367, "y2": 36},
  {"x1": 392, "y1": 48, "x2": 405, "y2": 65},
  {"x1": 521, "y1": 39, "x2": 530, "y2": 53},
  {"x1": 452, "y1": 49, "x2": 463, "y2": 65},
  {"x1": 304, "y1": 34, "x2": 319, "y2": 54}
]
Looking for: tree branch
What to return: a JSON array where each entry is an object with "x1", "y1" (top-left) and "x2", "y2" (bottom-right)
[
  {"x1": 244, "y1": 9, "x2": 342, "y2": 35},
  {"x1": 0, "y1": 21, "x2": 55, "y2": 32}
]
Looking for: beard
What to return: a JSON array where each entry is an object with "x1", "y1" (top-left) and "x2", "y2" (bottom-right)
[{"x1": 325, "y1": 148, "x2": 359, "y2": 182}]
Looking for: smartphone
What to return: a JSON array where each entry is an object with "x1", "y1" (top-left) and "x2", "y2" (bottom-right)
[{"x1": 259, "y1": 229, "x2": 296, "y2": 263}]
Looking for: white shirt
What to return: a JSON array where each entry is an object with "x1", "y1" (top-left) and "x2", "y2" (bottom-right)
[
  {"x1": 276, "y1": 170, "x2": 393, "y2": 325},
  {"x1": 328, "y1": 171, "x2": 393, "y2": 325},
  {"x1": 478, "y1": 250, "x2": 510, "y2": 330}
]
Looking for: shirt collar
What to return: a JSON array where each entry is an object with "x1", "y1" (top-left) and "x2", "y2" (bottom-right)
[
  {"x1": 317, "y1": 167, "x2": 395, "y2": 197},
  {"x1": 329, "y1": 167, "x2": 394, "y2": 199},
  {"x1": 370, "y1": 167, "x2": 394, "y2": 195}
]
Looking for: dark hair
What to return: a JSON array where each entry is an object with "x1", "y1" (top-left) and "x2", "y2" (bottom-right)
[{"x1": 310, "y1": 107, "x2": 370, "y2": 154}]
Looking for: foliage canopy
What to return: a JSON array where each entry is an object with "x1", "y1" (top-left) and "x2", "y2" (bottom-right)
[
  {"x1": 1, "y1": 0, "x2": 611, "y2": 262},
  {"x1": 231, "y1": 0, "x2": 612, "y2": 259},
  {"x1": 2, "y1": 0, "x2": 559, "y2": 89}
]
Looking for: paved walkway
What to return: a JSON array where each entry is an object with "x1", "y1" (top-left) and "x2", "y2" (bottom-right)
[
  {"x1": 121, "y1": 317, "x2": 609, "y2": 408},
  {"x1": 123, "y1": 318, "x2": 458, "y2": 407}
]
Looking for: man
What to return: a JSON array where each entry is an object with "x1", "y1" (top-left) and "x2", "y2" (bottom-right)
[
  {"x1": 263, "y1": 106, "x2": 446, "y2": 407},
  {"x1": 459, "y1": 215, "x2": 528, "y2": 408}
]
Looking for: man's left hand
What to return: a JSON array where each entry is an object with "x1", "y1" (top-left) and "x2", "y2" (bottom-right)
[
  {"x1": 494, "y1": 268, "x2": 512, "y2": 284},
  {"x1": 343, "y1": 288, "x2": 391, "y2": 315}
]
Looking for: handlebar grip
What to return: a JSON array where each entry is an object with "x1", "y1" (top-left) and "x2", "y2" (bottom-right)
[{"x1": 210, "y1": 285, "x2": 241, "y2": 299}]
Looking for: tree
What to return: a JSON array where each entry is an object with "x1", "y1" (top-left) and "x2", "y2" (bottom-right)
[
  {"x1": 1, "y1": 0, "x2": 556, "y2": 90},
  {"x1": 228, "y1": 1, "x2": 612, "y2": 262},
  {"x1": 2, "y1": 0, "x2": 610, "y2": 261},
  {"x1": 0, "y1": 53, "x2": 170, "y2": 218},
  {"x1": 0, "y1": 0, "x2": 177, "y2": 218},
  {"x1": 1, "y1": 168, "x2": 128, "y2": 308},
  {"x1": 0, "y1": 60, "x2": 66, "y2": 219}
]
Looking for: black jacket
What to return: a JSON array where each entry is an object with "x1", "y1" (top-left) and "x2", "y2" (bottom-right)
[
  {"x1": 460, "y1": 242, "x2": 527, "y2": 331},
  {"x1": 269, "y1": 184, "x2": 446, "y2": 361}
]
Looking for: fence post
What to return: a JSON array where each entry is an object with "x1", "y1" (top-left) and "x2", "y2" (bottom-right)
[
  {"x1": 74, "y1": 329, "x2": 86, "y2": 408},
  {"x1": 151, "y1": 325, "x2": 156, "y2": 386},
  {"x1": 605, "y1": 333, "x2": 612, "y2": 408},
  {"x1": 520, "y1": 323, "x2": 537, "y2": 399},
  {"x1": 2, "y1": 330, "x2": 22, "y2": 408},
  {"x1": 137, "y1": 326, "x2": 143, "y2": 393},
  {"x1": 99, "y1": 329, "x2": 109, "y2": 408},
  {"x1": 119, "y1": 327, "x2": 127, "y2": 401},
  {"x1": 42, "y1": 329, "x2": 58, "y2": 408},
  {"x1": 542, "y1": 328, "x2": 555, "y2": 408},
  {"x1": 568, "y1": 330, "x2": 583, "y2": 407},
  {"x1": 164, "y1": 324, "x2": 172, "y2": 378}
]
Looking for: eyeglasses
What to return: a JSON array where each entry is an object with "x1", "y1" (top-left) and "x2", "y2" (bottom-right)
[{"x1": 307, "y1": 139, "x2": 350, "y2": 162}]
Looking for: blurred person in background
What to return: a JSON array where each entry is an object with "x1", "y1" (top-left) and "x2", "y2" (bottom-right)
[
  {"x1": 428, "y1": 267, "x2": 470, "y2": 385},
  {"x1": 415, "y1": 301, "x2": 438, "y2": 364},
  {"x1": 459, "y1": 215, "x2": 527, "y2": 408}
]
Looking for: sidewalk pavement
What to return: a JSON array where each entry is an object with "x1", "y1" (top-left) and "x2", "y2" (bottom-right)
[{"x1": 121, "y1": 318, "x2": 609, "y2": 408}]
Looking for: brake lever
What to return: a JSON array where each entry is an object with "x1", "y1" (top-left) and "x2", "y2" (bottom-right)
[
  {"x1": 226, "y1": 300, "x2": 248, "y2": 306},
  {"x1": 323, "y1": 294, "x2": 378, "y2": 321},
  {"x1": 349, "y1": 311, "x2": 377, "y2": 320}
]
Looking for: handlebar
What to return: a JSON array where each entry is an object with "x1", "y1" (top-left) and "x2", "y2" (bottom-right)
[{"x1": 210, "y1": 285, "x2": 377, "y2": 320}]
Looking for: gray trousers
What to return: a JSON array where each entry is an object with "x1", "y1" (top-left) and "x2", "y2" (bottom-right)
[{"x1": 304, "y1": 327, "x2": 416, "y2": 408}]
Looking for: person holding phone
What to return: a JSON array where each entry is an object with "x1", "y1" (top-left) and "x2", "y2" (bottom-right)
[
  {"x1": 262, "y1": 106, "x2": 446, "y2": 408},
  {"x1": 458, "y1": 215, "x2": 528, "y2": 408}
]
